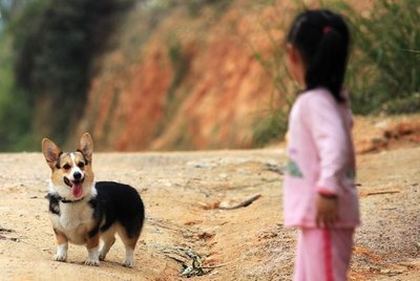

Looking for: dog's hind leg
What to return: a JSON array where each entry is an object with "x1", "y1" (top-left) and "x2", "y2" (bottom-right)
[
  {"x1": 117, "y1": 224, "x2": 140, "y2": 268},
  {"x1": 99, "y1": 226, "x2": 116, "y2": 261},
  {"x1": 85, "y1": 232, "x2": 100, "y2": 266}
]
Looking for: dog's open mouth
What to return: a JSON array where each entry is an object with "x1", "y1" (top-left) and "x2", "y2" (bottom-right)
[{"x1": 63, "y1": 177, "x2": 84, "y2": 198}]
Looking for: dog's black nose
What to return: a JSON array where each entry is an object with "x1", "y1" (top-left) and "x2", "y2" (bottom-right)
[{"x1": 73, "y1": 172, "x2": 82, "y2": 180}]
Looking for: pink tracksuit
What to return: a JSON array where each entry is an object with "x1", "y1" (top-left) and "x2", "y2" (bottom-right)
[{"x1": 283, "y1": 88, "x2": 360, "y2": 281}]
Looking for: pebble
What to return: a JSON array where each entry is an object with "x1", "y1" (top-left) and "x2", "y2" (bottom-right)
[{"x1": 219, "y1": 173, "x2": 228, "y2": 179}]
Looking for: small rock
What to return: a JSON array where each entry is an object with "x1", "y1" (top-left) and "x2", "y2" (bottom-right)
[
  {"x1": 380, "y1": 268, "x2": 404, "y2": 276},
  {"x1": 265, "y1": 163, "x2": 284, "y2": 175},
  {"x1": 375, "y1": 120, "x2": 390, "y2": 129},
  {"x1": 209, "y1": 270, "x2": 218, "y2": 276},
  {"x1": 186, "y1": 161, "x2": 216, "y2": 169},
  {"x1": 219, "y1": 173, "x2": 228, "y2": 180},
  {"x1": 196, "y1": 232, "x2": 214, "y2": 240}
]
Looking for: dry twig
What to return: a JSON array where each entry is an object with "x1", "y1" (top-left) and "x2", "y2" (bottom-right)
[
  {"x1": 219, "y1": 194, "x2": 262, "y2": 210},
  {"x1": 362, "y1": 190, "x2": 400, "y2": 196}
]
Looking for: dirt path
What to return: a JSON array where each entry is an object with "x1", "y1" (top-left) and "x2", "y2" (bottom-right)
[{"x1": 0, "y1": 146, "x2": 419, "y2": 281}]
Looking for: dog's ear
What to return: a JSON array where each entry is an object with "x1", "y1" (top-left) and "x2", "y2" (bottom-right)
[
  {"x1": 42, "y1": 138, "x2": 62, "y2": 169},
  {"x1": 79, "y1": 132, "x2": 94, "y2": 163}
]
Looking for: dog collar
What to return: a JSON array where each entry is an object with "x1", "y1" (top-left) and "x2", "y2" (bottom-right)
[
  {"x1": 60, "y1": 197, "x2": 85, "y2": 204},
  {"x1": 46, "y1": 193, "x2": 85, "y2": 204},
  {"x1": 45, "y1": 193, "x2": 86, "y2": 204}
]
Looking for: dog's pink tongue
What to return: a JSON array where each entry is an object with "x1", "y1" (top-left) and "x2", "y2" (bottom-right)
[{"x1": 72, "y1": 183, "x2": 83, "y2": 198}]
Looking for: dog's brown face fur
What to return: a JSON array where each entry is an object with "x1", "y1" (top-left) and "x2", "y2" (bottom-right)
[{"x1": 42, "y1": 133, "x2": 94, "y2": 200}]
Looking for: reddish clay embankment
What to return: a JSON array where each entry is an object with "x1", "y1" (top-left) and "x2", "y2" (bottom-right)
[{"x1": 75, "y1": 0, "x2": 375, "y2": 151}]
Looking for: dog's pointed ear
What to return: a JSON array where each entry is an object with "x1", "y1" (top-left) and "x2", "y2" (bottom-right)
[
  {"x1": 42, "y1": 138, "x2": 62, "y2": 169},
  {"x1": 79, "y1": 132, "x2": 93, "y2": 163}
]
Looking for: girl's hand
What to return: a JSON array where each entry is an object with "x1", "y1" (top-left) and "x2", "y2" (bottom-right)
[{"x1": 316, "y1": 193, "x2": 338, "y2": 228}]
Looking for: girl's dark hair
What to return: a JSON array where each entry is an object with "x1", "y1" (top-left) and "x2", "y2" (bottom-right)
[{"x1": 287, "y1": 9, "x2": 350, "y2": 102}]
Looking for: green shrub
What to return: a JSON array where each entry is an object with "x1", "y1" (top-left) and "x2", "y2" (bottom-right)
[
  {"x1": 249, "y1": 3, "x2": 297, "y2": 146},
  {"x1": 253, "y1": 109, "x2": 288, "y2": 147},
  {"x1": 252, "y1": 0, "x2": 419, "y2": 146},
  {"x1": 0, "y1": 29, "x2": 35, "y2": 151},
  {"x1": 0, "y1": 0, "x2": 136, "y2": 149},
  {"x1": 343, "y1": 0, "x2": 419, "y2": 114},
  {"x1": 187, "y1": 0, "x2": 232, "y2": 17},
  {"x1": 381, "y1": 92, "x2": 420, "y2": 114}
]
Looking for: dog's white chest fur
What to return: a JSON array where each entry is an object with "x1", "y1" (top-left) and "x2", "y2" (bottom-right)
[{"x1": 50, "y1": 201, "x2": 96, "y2": 245}]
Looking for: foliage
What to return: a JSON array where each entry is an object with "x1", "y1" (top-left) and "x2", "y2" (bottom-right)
[
  {"x1": 0, "y1": 34, "x2": 34, "y2": 151},
  {"x1": 342, "y1": 0, "x2": 419, "y2": 114},
  {"x1": 14, "y1": 0, "x2": 134, "y2": 102},
  {"x1": 254, "y1": 0, "x2": 419, "y2": 146},
  {"x1": 0, "y1": 0, "x2": 28, "y2": 26},
  {"x1": 249, "y1": 3, "x2": 297, "y2": 146},
  {"x1": 0, "y1": 0, "x2": 418, "y2": 150},
  {"x1": 167, "y1": 38, "x2": 189, "y2": 104},
  {"x1": 381, "y1": 93, "x2": 420, "y2": 114},
  {"x1": 186, "y1": 0, "x2": 232, "y2": 17},
  {"x1": 144, "y1": 0, "x2": 232, "y2": 16},
  {"x1": 253, "y1": 109, "x2": 288, "y2": 147},
  {"x1": 0, "y1": 0, "x2": 135, "y2": 150}
]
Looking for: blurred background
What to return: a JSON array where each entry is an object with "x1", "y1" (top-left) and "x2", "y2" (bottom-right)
[{"x1": 0, "y1": 0, "x2": 418, "y2": 152}]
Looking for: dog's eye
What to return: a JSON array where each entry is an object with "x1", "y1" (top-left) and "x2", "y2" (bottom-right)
[
  {"x1": 62, "y1": 164, "x2": 71, "y2": 170},
  {"x1": 77, "y1": 162, "x2": 85, "y2": 169}
]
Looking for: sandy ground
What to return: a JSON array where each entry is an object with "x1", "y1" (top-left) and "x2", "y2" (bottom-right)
[{"x1": 0, "y1": 142, "x2": 419, "y2": 281}]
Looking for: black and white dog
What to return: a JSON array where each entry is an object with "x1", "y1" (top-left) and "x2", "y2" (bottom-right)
[{"x1": 42, "y1": 132, "x2": 145, "y2": 267}]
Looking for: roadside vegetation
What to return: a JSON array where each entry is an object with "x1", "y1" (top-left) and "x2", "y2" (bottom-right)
[
  {"x1": 252, "y1": 0, "x2": 419, "y2": 146},
  {"x1": 0, "y1": 0, "x2": 418, "y2": 150}
]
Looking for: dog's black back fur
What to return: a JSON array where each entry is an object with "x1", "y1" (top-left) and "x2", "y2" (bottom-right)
[{"x1": 91, "y1": 181, "x2": 145, "y2": 238}]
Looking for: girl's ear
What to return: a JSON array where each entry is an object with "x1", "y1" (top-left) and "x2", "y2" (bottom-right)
[
  {"x1": 287, "y1": 43, "x2": 300, "y2": 64},
  {"x1": 286, "y1": 43, "x2": 305, "y2": 85}
]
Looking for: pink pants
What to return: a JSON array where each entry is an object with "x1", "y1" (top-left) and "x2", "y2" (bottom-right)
[{"x1": 293, "y1": 228, "x2": 354, "y2": 281}]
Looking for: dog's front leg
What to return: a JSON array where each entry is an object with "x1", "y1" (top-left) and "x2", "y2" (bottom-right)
[
  {"x1": 85, "y1": 233, "x2": 100, "y2": 266},
  {"x1": 53, "y1": 229, "x2": 68, "y2": 262}
]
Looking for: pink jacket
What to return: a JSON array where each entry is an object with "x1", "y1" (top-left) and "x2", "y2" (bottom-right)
[{"x1": 283, "y1": 88, "x2": 360, "y2": 228}]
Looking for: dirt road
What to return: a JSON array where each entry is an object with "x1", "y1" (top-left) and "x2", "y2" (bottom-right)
[{"x1": 0, "y1": 146, "x2": 419, "y2": 281}]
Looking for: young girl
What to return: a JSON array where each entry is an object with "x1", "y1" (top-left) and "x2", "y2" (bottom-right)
[{"x1": 283, "y1": 10, "x2": 360, "y2": 281}]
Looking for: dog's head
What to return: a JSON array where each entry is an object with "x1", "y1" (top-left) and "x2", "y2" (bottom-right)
[{"x1": 42, "y1": 133, "x2": 94, "y2": 200}]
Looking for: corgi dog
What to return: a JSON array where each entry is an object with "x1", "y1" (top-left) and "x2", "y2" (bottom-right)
[{"x1": 41, "y1": 133, "x2": 145, "y2": 267}]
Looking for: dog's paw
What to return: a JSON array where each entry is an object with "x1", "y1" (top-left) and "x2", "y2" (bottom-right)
[
  {"x1": 54, "y1": 244, "x2": 68, "y2": 262},
  {"x1": 99, "y1": 248, "x2": 108, "y2": 261},
  {"x1": 99, "y1": 253, "x2": 106, "y2": 261},
  {"x1": 53, "y1": 253, "x2": 67, "y2": 262},
  {"x1": 85, "y1": 258, "x2": 100, "y2": 266},
  {"x1": 122, "y1": 258, "x2": 134, "y2": 268}
]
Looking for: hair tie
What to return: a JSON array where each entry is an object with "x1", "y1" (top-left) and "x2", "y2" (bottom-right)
[{"x1": 323, "y1": 26, "x2": 332, "y2": 34}]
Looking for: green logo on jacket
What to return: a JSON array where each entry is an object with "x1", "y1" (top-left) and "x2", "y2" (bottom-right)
[{"x1": 286, "y1": 159, "x2": 303, "y2": 178}]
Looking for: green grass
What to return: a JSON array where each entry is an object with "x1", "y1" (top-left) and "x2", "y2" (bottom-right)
[
  {"x1": 252, "y1": 109, "x2": 288, "y2": 147},
  {"x1": 0, "y1": 0, "x2": 418, "y2": 150},
  {"x1": 0, "y1": 33, "x2": 36, "y2": 151},
  {"x1": 253, "y1": 0, "x2": 419, "y2": 146},
  {"x1": 342, "y1": 0, "x2": 419, "y2": 114},
  {"x1": 247, "y1": 2, "x2": 297, "y2": 146}
]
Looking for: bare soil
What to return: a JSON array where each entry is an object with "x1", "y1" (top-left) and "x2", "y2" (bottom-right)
[{"x1": 1, "y1": 117, "x2": 419, "y2": 280}]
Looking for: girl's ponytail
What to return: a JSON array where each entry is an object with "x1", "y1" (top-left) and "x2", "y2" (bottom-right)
[{"x1": 287, "y1": 10, "x2": 350, "y2": 103}]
